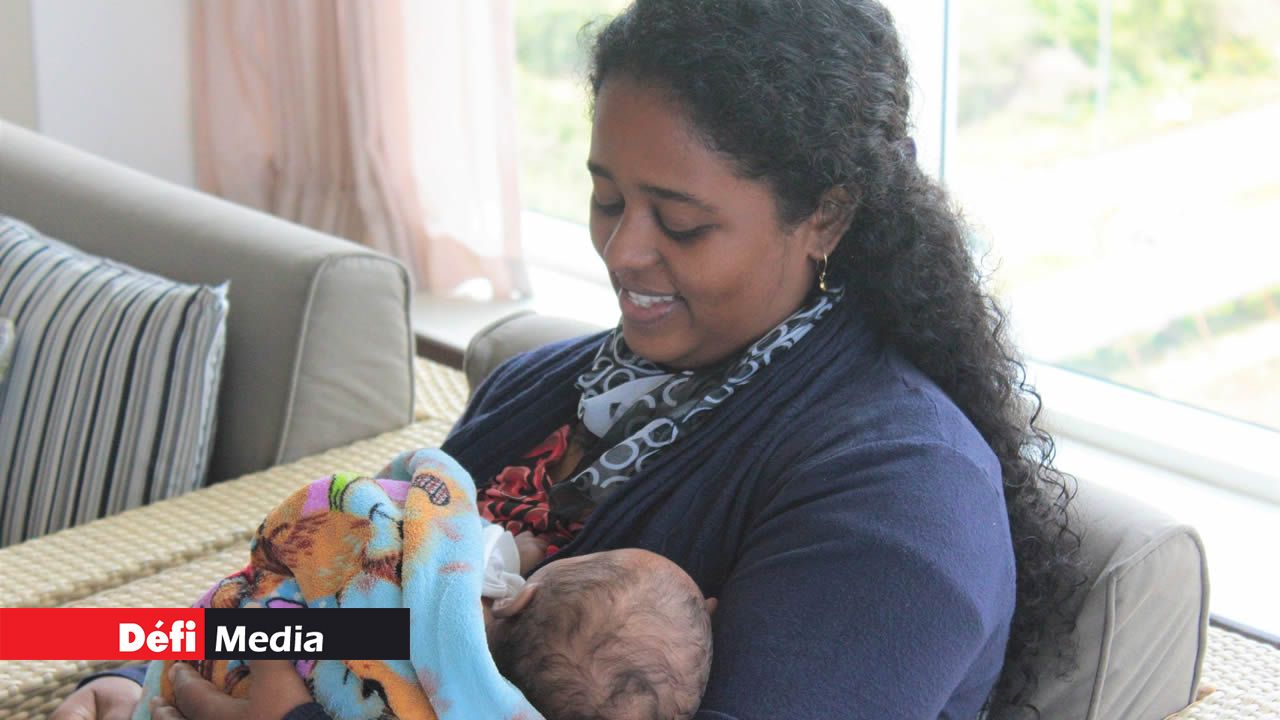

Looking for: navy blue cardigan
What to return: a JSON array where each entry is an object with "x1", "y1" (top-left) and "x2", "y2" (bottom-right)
[
  {"x1": 100, "y1": 300, "x2": 1014, "y2": 719},
  {"x1": 441, "y1": 300, "x2": 1014, "y2": 719}
]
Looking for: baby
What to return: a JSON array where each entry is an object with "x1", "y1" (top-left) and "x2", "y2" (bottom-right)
[
  {"x1": 136, "y1": 449, "x2": 712, "y2": 720},
  {"x1": 490, "y1": 544, "x2": 713, "y2": 720},
  {"x1": 397, "y1": 450, "x2": 716, "y2": 719}
]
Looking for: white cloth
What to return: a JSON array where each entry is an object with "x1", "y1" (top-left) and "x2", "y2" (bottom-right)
[{"x1": 480, "y1": 520, "x2": 526, "y2": 600}]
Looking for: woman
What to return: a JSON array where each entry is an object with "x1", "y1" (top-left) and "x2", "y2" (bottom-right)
[{"x1": 57, "y1": 1, "x2": 1080, "y2": 718}]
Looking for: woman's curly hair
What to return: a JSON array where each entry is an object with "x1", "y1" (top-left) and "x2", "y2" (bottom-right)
[{"x1": 589, "y1": 1, "x2": 1086, "y2": 715}]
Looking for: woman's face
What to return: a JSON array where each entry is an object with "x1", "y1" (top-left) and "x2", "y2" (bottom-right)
[{"x1": 588, "y1": 77, "x2": 828, "y2": 369}]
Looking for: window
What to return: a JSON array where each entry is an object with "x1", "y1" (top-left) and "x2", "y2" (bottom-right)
[
  {"x1": 513, "y1": 1, "x2": 623, "y2": 321},
  {"x1": 949, "y1": 0, "x2": 1280, "y2": 432},
  {"x1": 515, "y1": 0, "x2": 627, "y2": 229},
  {"x1": 948, "y1": 0, "x2": 1280, "y2": 634}
]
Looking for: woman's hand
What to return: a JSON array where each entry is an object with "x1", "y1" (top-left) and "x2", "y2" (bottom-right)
[
  {"x1": 149, "y1": 661, "x2": 313, "y2": 720},
  {"x1": 50, "y1": 676, "x2": 143, "y2": 720}
]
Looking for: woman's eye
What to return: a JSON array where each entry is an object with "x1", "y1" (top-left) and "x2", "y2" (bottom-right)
[
  {"x1": 656, "y1": 215, "x2": 711, "y2": 243},
  {"x1": 591, "y1": 195, "x2": 624, "y2": 216}
]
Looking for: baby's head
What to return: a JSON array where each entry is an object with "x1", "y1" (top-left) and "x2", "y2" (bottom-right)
[{"x1": 487, "y1": 548, "x2": 713, "y2": 720}]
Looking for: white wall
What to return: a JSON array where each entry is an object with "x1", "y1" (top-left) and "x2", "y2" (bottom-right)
[
  {"x1": 28, "y1": 0, "x2": 194, "y2": 187},
  {"x1": 0, "y1": 0, "x2": 38, "y2": 128}
]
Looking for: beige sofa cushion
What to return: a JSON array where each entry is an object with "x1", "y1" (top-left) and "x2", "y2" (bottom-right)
[
  {"x1": 1025, "y1": 479, "x2": 1209, "y2": 719},
  {"x1": 463, "y1": 311, "x2": 603, "y2": 393},
  {"x1": 0, "y1": 121, "x2": 414, "y2": 483}
]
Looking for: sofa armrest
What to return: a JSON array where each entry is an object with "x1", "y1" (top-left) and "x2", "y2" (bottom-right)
[
  {"x1": 463, "y1": 312, "x2": 605, "y2": 392},
  {"x1": 0, "y1": 121, "x2": 414, "y2": 482},
  {"x1": 1028, "y1": 477, "x2": 1210, "y2": 719}
]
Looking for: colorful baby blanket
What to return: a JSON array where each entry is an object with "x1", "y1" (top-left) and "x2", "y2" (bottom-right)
[{"x1": 133, "y1": 448, "x2": 543, "y2": 720}]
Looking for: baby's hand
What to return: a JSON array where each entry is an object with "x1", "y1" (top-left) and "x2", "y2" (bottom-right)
[
  {"x1": 149, "y1": 660, "x2": 312, "y2": 720},
  {"x1": 514, "y1": 532, "x2": 548, "y2": 574}
]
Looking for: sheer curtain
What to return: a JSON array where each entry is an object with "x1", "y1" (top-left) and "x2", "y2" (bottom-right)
[{"x1": 190, "y1": 0, "x2": 528, "y2": 299}]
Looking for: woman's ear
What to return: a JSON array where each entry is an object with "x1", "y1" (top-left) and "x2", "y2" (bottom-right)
[
  {"x1": 803, "y1": 186, "x2": 857, "y2": 259},
  {"x1": 492, "y1": 583, "x2": 539, "y2": 619}
]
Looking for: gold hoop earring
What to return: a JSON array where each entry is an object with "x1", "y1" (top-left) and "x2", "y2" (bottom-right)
[{"x1": 817, "y1": 254, "x2": 829, "y2": 292}]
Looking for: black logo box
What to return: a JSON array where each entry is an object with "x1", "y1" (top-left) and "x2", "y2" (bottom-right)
[{"x1": 203, "y1": 608, "x2": 410, "y2": 660}]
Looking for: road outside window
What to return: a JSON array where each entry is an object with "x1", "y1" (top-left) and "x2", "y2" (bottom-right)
[{"x1": 950, "y1": 0, "x2": 1280, "y2": 432}]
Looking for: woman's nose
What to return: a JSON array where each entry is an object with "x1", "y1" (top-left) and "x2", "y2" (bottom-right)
[{"x1": 599, "y1": 211, "x2": 660, "y2": 275}]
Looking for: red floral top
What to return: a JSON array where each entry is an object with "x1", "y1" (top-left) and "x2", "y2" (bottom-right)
[{"x1": 477, "y1": 424, "x2": 583, "y2": 557}]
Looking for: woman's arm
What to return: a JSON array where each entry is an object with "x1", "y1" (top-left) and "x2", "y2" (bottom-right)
[{"x1": 695, "y1": 441, "x2": 1015, "y2": 719}]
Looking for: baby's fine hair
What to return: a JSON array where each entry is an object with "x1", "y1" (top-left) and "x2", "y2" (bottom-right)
[{"x1": 491, "y1": 553, "x2": 713, "y2": 720}]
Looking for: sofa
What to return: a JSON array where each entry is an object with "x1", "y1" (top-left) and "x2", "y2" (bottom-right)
[
  {"x1": 0, "y1": 123, "x2": 1244, "y2": 720},
  {"x1": 0, "y1": 119, "x2": 415, "y2": 490}
]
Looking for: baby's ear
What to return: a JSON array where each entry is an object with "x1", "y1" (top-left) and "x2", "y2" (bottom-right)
[
  {"x1": 492, "y1": 583, "x2": 539, "y2": 619},
  {"x1": 704, "y1": 597, "x2": 718, "y2": 616}
]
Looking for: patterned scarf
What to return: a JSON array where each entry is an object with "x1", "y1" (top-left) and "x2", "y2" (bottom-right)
[{"x1": 549, "y1": 287, "x2": 844, "y2": 518}]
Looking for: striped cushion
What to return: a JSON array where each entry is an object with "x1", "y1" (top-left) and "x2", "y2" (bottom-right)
[
  {"x1": 0, "y1": 217, "x2": 229, "y2": 546},
  {"x1": 0, "y1": 316, "x2": 14, "y2": 386}
]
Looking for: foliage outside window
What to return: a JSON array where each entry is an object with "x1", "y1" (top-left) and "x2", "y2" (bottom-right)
[
  {"x1": 515, "y1": 0, "x2": 627, "y2": 227},
  {"x1": 951, "y1": 0, "x2": 1280, "y2": 431}
]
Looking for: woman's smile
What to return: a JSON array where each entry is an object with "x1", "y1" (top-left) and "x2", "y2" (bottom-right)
[{"x1": 617, "y1": 285, "x2": 684, "y2": 327}]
